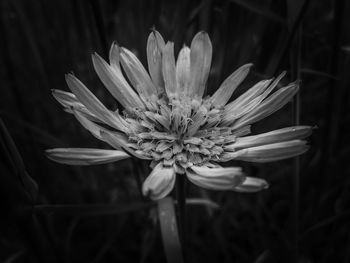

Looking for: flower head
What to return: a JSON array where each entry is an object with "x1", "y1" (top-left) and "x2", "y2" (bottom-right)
[{"x1": 47, "y1": 31, "x2": 312, "y2": 200}]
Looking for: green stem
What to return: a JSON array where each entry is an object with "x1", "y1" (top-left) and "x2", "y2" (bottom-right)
[{"x1": 176, "y1": 174, "x2": 186, "y2": 260}]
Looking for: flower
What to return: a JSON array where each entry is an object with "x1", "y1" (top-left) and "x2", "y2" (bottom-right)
[{"x1": 46, "y1": 31, "x2": 312, "y2": 200}]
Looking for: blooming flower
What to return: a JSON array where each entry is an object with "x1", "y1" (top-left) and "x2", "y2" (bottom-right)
[{"x1": 46, "y1": 31, "x2": 312, "y2": 200}]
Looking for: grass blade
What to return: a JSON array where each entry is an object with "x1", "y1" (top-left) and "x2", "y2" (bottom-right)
[
  {"x1": 88, "y1": 0, "x2": 108, "y2": 58},
  {"x1": 229, "y1": 0, "x2": 284, "y2": 23},
  {"x1": 175, "y1": 198, "x2": 220, "y2": 210},
  {"x1": 287, "y1": 1, "x2": 304, "y2": 261},
  {"x1": 33, "y1": 203, "x2": 154, "y2": 216},
  {"x1": 265, "y1": 0, "x2": 311, "y2": 75},
  {"x1": 0, "y1": 118, "x2": 38, "y2": 203}
]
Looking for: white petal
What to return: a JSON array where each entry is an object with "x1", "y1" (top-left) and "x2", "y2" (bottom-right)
[
  {"x1": 225, "y1": 71, "x2": 286, "y2": 117},
  {"x1": 223, "y1": 71, "x2": 287, "y2": 124},
  {"x1": 210, "y1": 63, "x2": 252, "y2": 108},
  {"x1": 233, "y1": 177, "x2": 269, "y2": 192},
  {"x1": 190, "y1": 165, "x2": 242, "y2": 177},
  {"x1": 144, "y1": 111, "x2": 170, "y2": 130},
  {"x1": 52, "y1": 89, "x2": 100, "y2": 122},
  {"x1": 186, "y1": 106, "x2": 207, "y2": 136},
  {"x1": 222, "y1": 79, "x2": 272, "y2": 125},
  {"x1": 52, "y1": 89, "x2": 81, "y2": 108},
  {"x1": 142, "y1": 163, "x2": 176, "y2": 200},
  {"x1": 65, "y1": 74, "x2": 129, "y2": 133},
  {"x1": 46, "y1": 148, "x2": 129, "y2": 165},
  {"x1": 92, "y1": 52, "x2": 144, "y2": 111},
  {"x1": 222, "y1": 71, "x2": 284, "y2": 125},
  {"x1": 100, "y1": 130, "x2": 152, "y2": 160},
  {"x1": 189, "y1": 31, "x2": 212, "y2": 100},
  {"x1": 231, "y1": 82, "x2": 299, "y2": 130},
  {"x1": 72, "y1": 111, "x2": 123, "y2": 149},
  {"x1": 225, "y1": 126, "x2": 313, "y2": 151},
  {"x1": 120, "y1": 47, "x2": 158, "y2": 101},
  {"x1": 147, "y1": 30, "x2": 165, "y2": 94},
  {"x1": 231, "y1": 125, "x2": 252, "y2": 137},
  {"x1": 109, "y1": 42, "x2": 121, "y2": 71},
  {"x1": 162, "y1": 42, "x2": 176, "y2": 100},
  {"x1": 176, "y1": 46, "x2": 191, "y2": 97},
  {"x1": 73, "y1": 111, "x2": 104, "y2": 138},
  {"x1": 221, "y1": 140, "x2": 309, "y2": 162},
  {"x1": 186, "y1": 165, "x2": 245, "y2": 190}
]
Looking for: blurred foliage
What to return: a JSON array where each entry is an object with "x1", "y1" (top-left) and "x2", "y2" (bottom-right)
[{"x1": 1, "y1": 0, "x2": 350, "y2": 262}]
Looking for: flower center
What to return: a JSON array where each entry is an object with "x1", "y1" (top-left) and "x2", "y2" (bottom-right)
[{"x1": 124, "y1": 97, "x2": 249, "y2": 171}]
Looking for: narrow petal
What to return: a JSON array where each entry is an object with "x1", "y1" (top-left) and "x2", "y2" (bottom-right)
[
  {"x1": 233, "y1": 177, "x2": 269, "y2": 192},
  {"x1": 92, "y1": 52, "x2": 144, "y2": 111},
  {"x1": 108, "y1": 42, "x2": 121, "y2": 71},
  {"x1": 147, "y1": 30, "x2": 165, "y2": 94},
  {"x1": 72, "y1": 111, "x2": 120, "y2": 147},
  {"x1": 225, "y1": 126, "x2": 313, "y2": 151},
  {"x1": 189, "y1": 31, "x2": 212, "y2": 100},
  {"x1": 52, "y1": 89, "x2": 102, "y2": 123},
  {"x1": 46, "y1": 148, "x2": 130, "y2": 165},
  {"x1": 73, "y1": 110, "x2": 104, "y2": 139},
  {"x1": 222, "y1": 79, "x2": 272, "y2": 125},
  {"x1": 210, "y1": 63, "x2": 252, "y2": 108},
  {"x1": 190, "y1": 165, "x2": 242, "y2": 177},
  {"x1": 225, "y1": 79, "x2": 272, "y2": 110},
  {"x1": 231, "y1": 82, "x2": 299, "y2": 130},
  {"x1": 186, "y1": 165, "x2": 245, "y2": 190},
  {"x1": 176, "y1": 46, "x2": 191, "y2": 96},
  {"x1": 100, "y1": 130, "x2": 152, "y2": 160},
  {"x1": 52, "y1": 89, "x2": 81, "y2": 108},
  {"x1": 144, "y1": 111, "x2": 170, "y2": 130},
  {"x1": 186, "y1": 106, "x2": 207, "y2": 136},
  {"x1": 65, "y1": 74, "x2": 130, "y2": 133},
  {"x1": 120, "y1": 47, "x2": 158, "y2": 101},
  {"x1": 221, "y1": 140, "x2": 309, "y2": 162},
  {"x1": 142, "y1": 163, "x2": 176, "y2": 200},
  {"x1": 162, "y1": 42, "x2": 176, "y2": 100},
  {"x1": 225, "y1": 71, "x2": 286, "y2": 117},
  {"x1": 223, "y1": 71, "x2": 287, "y2": 124},
  {"x1": 258, "y1": 71, "x2": 287, "y2": 100},
  {"x1": 232, "y1": 125, "x2": 252, "y2": 137}
]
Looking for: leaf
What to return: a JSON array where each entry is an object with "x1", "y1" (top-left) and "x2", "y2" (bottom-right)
[
  {"x1": 302, "y1": 211, "x2": 350, "y2": 236},
  {"x1": 1, "y1": 112, "x2": 65, "y2": 147},
  {"x1": 10, "y1": 0, "x2": 49, "y2": 90},
  {"x1": 287, "y1": 0, "x2": 305, "y2": 29},
  {"x1": 0, "y1": 118, "x2": 38, "y2": 203},
  {"x1": 301, "y1": 68, "x2": 337, "y2": 80},
  {"x1": 33, "y1": 203, "x2": 154, "y2": 216},
  {"x1": 88, "y1": 0, "x2": 108, "y2": 58},
  {"x1": 229, "y1": 0, "x2": 284, "y2": 23},
  {"x1": 265, "y1": 0, "x2": 311, "y2": 75},
  {"x1": 253, "y1": 250, "x2": 270, "y2": 263},
  {"x1": 157, "y1": 197, "x2": 184, "y2": 263},
  {"x1": 174, "y1": 198, "x2": 220, "y2": 210}
]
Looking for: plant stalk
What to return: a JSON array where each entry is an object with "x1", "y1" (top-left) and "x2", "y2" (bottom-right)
[
  {"x1": 290, "y1": 22, "x2": 302, "y2": 263},
  {"x1": 176, "y1": 174, "x2": 186, "y2": 261}
]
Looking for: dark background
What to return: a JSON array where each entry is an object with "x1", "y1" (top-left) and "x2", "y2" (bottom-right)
[{"x1": 1, "y1": 0, "x2": 350, "y2": 262}]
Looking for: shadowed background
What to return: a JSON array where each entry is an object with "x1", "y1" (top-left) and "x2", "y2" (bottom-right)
[{"x1": 1, "y1": 0, "x2": 350, "y2": 262}]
